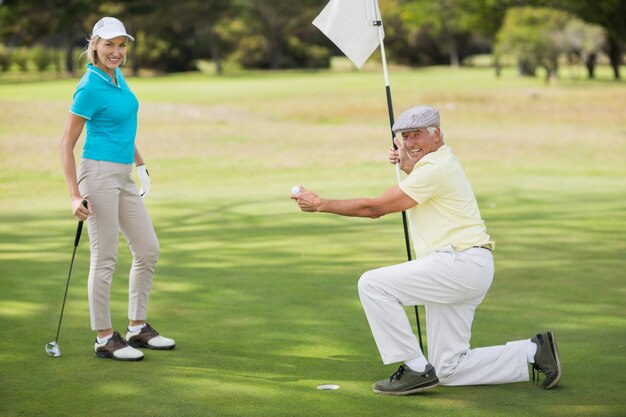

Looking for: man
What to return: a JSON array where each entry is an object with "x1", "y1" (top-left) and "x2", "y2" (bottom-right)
[{"x1": 292, "y1": 105, "x2": 561, "y2": 395}]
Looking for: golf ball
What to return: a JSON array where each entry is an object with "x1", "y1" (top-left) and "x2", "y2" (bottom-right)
[{"x1": 291, "y1": 185, "x2": 301, "y2": 195}]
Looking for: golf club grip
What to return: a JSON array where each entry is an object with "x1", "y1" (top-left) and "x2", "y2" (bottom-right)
[{"x1": 74, "y1": 200, "x2": 88, "y2": 247}]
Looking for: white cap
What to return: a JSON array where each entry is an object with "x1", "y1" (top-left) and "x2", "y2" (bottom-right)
[
  {"x1": 92, "y1": 17, "x2": 135, "y2": 41},
  {"x1": 392, "y1": 105, "x2": 440, "y2": 133}
]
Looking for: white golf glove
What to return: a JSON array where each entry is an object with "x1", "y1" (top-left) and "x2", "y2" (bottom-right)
[{"x1": 136, "y1": 165, "x2": 151, "y2": 198}]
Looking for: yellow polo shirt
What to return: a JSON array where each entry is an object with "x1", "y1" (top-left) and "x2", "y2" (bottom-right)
[{"x1": 398, "y1": 145, "x2": 494, "y2": 258}]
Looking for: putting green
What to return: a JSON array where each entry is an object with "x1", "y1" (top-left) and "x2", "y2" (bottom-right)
[{"x1": 0, "y1": 66, "x2": 624, "y2": 417}]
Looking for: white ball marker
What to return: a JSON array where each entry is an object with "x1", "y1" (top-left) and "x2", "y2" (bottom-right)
[{"x1": 291, "y1": 185, "x2": 301, "y2": 195}]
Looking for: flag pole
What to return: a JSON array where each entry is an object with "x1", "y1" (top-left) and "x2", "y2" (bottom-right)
[{"x1": 371, "y1": 0, "x2": 424, "y2": 352}]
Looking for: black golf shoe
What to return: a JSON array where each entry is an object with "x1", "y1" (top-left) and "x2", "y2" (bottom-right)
[
  {"x1": 372, "y1": 364, "x2": 439, "y2": 396},
  {"x1": 531, "y1": 330, "x2": 561, "y2": 389}
]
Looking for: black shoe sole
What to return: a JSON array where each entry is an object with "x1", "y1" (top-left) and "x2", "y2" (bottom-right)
[
  {"x1": 372, "y1": 378, "x2": 439, "y2": 396},
  {"x1": 544, "y1": 330, "x2": 561, "y2": 389},
  {"x1": 94, "y1": 351, "x2": 144, "y2": 361},
  {"x1": 127, "y1": 341, "x2": 176, "y2": 350}
]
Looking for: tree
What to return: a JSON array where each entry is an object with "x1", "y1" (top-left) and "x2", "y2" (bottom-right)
[
  {"x1": 392, "y1": 0, "x2": 476, "y2": 68},
  {"x1": 563, "y1": 18, "x2": 605, "y2": 79},
  {"x1": 117, "y1": 0, "x2": 235, "y2": 74},
  {"x1": 0, "y1": 0, "x2": 98, "y2": 74},
  {"x1": 215, "y1": 0, "x2": 329, "y2": 70},
  {"x1": 382, "y1": 0, "x2": 552, "y2": 69},
  {"x1": 495, "y1": 7, "x2": 573, "y2": 80},
  {"x1": 556, "y1": 0, "x2": 626, "y2": 79},
  {"x1": 0, "y1": 0, "x2": 235, "y2": 74},
  {"x1": 0, "y1": 43, "x2": 10, "y2": 71}
]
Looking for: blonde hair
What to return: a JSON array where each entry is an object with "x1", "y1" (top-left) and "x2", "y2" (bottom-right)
[{"x1": 81, "y1": 35, "x2": 128, "y2": 66}]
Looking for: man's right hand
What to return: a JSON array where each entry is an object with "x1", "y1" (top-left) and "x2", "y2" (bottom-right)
[
  {"x1": 391, "y1": 136, "x2": 416, "y2": 174},
  {"x1": 388, "y1": 146, "x2": 400, "y2": 165}
]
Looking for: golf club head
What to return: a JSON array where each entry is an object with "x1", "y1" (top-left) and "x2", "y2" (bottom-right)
[{"x1": 45, "y1": 341, "x2": 61, "y2": 357}]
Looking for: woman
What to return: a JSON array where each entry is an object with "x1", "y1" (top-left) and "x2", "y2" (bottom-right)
[{"x1": 59, "y1": 17, "x2": 175, "y2": 361}]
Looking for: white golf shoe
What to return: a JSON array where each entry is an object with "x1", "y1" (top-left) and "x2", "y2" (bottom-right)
[
  {"x1": 94, "y1": 331, "x2": 144, "y2": 361},
  {"x1": 126, "y1": 323, "x2": 176, "y2": 350}
]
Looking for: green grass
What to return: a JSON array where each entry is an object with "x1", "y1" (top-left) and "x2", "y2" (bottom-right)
[{"x1": 0, "y1": 65, "x2": 625, "y2": 417}]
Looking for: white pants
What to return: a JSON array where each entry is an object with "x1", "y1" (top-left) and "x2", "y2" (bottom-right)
[
  {"x1": 357, "y1": 247, "x2": 529, "y2": 385},
  {"x1": 78, "y1": 158, "x2": 160, "y2": 331}
]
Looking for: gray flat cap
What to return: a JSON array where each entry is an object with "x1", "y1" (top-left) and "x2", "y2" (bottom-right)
[{"x1": 392, "y1": 105, "x2": 440, "y2": 133}]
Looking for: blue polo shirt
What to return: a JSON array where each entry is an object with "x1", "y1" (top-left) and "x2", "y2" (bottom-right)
[{"x1": 70, "y1": 64, "x2": 139, "y2": 164}]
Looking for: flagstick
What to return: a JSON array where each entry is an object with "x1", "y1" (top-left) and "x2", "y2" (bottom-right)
[{"x1": 372, "y1": 0, "x2": 424, "y2": 353}]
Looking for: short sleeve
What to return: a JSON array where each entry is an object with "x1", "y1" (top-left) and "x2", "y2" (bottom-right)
[
  {"x1": 398, "y1": 162, "x2": 444, "y2": 204},
  {"x1": 70, "y1": 83, "x2": 99, "y2": 120}
]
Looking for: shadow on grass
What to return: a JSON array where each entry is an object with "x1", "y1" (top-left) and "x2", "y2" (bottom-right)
[{"x1": 1, "y1": 190, "x2": 625, "y2": 416}]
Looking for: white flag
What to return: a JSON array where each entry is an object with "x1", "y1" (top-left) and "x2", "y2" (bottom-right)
[{"x1": 313, "y1": 0, "x2": 384, "y2": 69}]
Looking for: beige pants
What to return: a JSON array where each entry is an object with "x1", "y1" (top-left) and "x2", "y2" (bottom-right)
[
  {"x1": 78, "y1": 158, "x2": 159, "y2": 330},
  {"x1": 358, "y1": 247, "x2": 529, "y2": 386}
]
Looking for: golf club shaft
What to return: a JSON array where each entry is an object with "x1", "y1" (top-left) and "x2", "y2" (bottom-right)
[
  {"x1": 52, "y1": 200, "x2": 87, "y2": 344},
  {"x1": 373, "y1": 3, "x2": 424, "y2": 352},
  {"x1": 385, "y1": 84, "x2": 424, "y2": 352}
]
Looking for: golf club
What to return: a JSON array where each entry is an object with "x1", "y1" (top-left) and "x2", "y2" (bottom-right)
[{"x1": 46, "y1": 200, "x2": 88, "y2": 357}]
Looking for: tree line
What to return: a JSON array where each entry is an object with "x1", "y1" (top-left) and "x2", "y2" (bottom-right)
[{"x1": 0, "y1": 0, "x2": 623, "y2": 79}]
